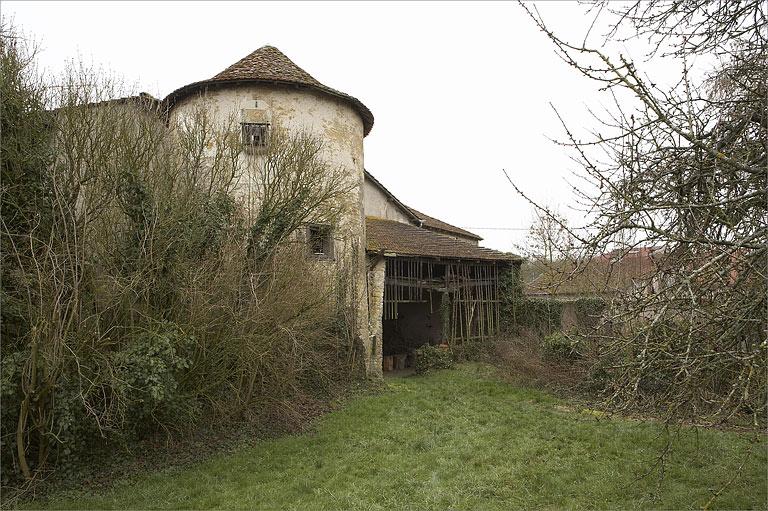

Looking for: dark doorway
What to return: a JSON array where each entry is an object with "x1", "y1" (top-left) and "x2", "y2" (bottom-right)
[
  {"x1": 382, "y1": 289, "x2": 443, "y2": 370},
  {"x1": 380, "y1": 257, "x2": 504, "y2": 371}
]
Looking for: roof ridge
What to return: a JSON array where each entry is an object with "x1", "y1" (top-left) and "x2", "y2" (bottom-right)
[{"x1": 405, "y1": 206, "x2": 482, "y2": 241}]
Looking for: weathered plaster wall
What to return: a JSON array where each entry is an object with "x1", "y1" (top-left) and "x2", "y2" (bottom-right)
[
  {"x1": 366, "y1": 255, "x2": 386, "y2": 378},
  {"x1": 169, "y1": 84, "x2": 374, "y2": 376},
  {"x1": 362, "y1": 176, "x2": 413, "y2": 224},
  {"x1": 363, "y1": 175, "x2": 481, "y2": 245}
]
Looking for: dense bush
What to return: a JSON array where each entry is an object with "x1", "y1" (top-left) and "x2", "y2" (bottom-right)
[
  {"x1": 414, "y1": 345, "x2": 455, "y2": 374},
  {"x1": 498, "y1": 266, "x2": 523, "y2": 332},
  {"x1": 112, "y1": 323, "x2": 198, "y2": 431},
  {"x1": 495, "y1": 272, "x2": 607, "y2": 392},
  {"x1": 540, "y1": 331, "x2": 581, "y2": 361},
  {"x1": 499, "y1": 280, "x2": 607, "y2": 339},
  {"x1": 452, "y1": 338, "x2": 494, "y2": 362},
  {"x1": 0, "y1": 25, "x2": 363, "y2": 485}
]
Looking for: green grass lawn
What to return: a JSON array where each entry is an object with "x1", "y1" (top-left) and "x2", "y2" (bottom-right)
[{"x1": 22, "y1": 364, "x2": 767, "y2": 510}]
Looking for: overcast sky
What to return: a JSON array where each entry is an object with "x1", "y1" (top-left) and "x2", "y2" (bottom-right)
[{"x1": 3, "y1": 1, "x2": 690, "y2": 253}]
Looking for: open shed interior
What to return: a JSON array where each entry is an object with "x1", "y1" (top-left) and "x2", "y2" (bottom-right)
[{"x1": 381, "y1": 257, "x2": 502, "y2": 371}]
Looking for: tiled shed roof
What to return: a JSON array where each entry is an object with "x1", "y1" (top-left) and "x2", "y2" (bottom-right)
[
  {"x1": 366, "y1": 217, "x2": 521, "y2": 262},
  {"x1": 406, "y1": 206, "x2": 483, "y2": 241},
  {"x1": 164, "y1": 46, "x2": 374, "y2": 136}
]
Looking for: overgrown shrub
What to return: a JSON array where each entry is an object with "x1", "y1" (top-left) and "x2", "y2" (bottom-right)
[
  {"x1": 491, "y1": 335, "x2": 587, "y2": 392},
  {"x1": 573, "y1": 297, "x2": 605, "y2": 320},
  {"x1": 541, "y1": 331, "x2": 581, "y2": 361},
  {"x1": 452, "y1": 338, "x2": 494, "y2": 362},
  {"x1": 498, "y1": 256, "x2": 608, "y2": 339},
  {"x1": 586, "y1": 364, "x2": 610, "y2": 393},
  {"x1": 498, "y1": 265, "x2": 523, "y2": 333},
  {"x1": 414, "y1": 345, "x2": 455, "y2": 374},
  {"x1": 0, "y1": 24, "x2": 363, "y2": 487},
  {"x1": 112, "y1": 323, "x2": 198, "y2": 432}
]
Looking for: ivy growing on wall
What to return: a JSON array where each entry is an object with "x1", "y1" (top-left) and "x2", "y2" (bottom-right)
[{"x1": 498, "y1": 264, "x2": 606, "y2": 336}]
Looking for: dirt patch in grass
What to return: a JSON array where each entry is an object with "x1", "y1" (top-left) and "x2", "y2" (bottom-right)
[{"x1": 492, "y1": 335, "x2": 589, "y2": 394}]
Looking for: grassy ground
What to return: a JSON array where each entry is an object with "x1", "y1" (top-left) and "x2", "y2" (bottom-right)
[{"x1": 20, "y1": 365, "x2": 767, "y2": 510}]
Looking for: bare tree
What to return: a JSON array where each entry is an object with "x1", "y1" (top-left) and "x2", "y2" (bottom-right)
[
  {"x1": 520, "y1": 207, "x2": 575, "y2": 264},
  {"x1": 516, "y1": 207, "x2": 583, "y2": 296},
  {"x1": 243, "y1": 125, "x2": 355, "y2": 264},
  {"x1": 509, "y1": 0, "x2": 767, "y2": 430},
  {"x1": 1, "y1": 23, "x2": 362, "y2": 487}
]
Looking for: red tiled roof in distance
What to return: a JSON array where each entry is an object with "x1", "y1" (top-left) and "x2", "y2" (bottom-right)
[
  {"x1": 366, "y1": 217, "x2": 521, "y2": 262},
  {"x1": 164, "y1": 46, "x2": 374, "y2": 136}
]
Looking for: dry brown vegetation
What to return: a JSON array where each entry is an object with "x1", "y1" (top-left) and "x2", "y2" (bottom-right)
[
  {"x1": 511, "y1": 0, "x2": 767, "y2": 430},
  {"x1": 493, "y1": 335, "x2": 587, "y2": 393},
  {"x1": 1, "y1": 23, "x2": 364, "y2": 490}
]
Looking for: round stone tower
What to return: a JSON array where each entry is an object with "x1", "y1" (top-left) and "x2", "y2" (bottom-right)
[{"x1": 164, "y1": 46, "x2": 377, "y2": 376}]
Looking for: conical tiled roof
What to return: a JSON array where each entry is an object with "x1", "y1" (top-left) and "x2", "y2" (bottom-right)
[
  {"x1": 164, "y1": 46, "x2": 374, "y2": 136},
  {"x1": 211, "y1": 46, "x2": 324, "y2": 86}
]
